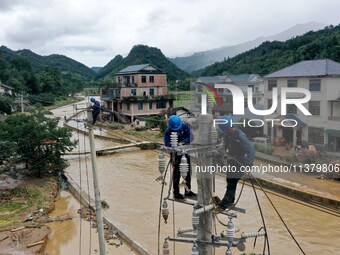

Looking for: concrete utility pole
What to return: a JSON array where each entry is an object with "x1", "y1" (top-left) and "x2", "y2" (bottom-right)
[
  {"x1": 196, "y1": 98, "x2": 214, "y2": 254},
  {"x1": 20, "y1": 94, "x2": 24, "y2": 113},
  {"x1": 87, "y1": 109, "x2": 106, "y2": 255}
]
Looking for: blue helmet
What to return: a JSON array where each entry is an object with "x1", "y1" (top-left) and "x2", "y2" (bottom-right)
[
  {"x1": 168, "y1": 115, "x2": 182, "y2": 131},
  {"x1": 217, "y1": 116, "x2": 233, "y2": 133},
  {"x1": 90, "y1": 97, "x2": 96, "y2": 103}
]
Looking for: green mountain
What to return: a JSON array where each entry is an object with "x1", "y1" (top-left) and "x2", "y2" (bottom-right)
[
  {"x1": 0, "y1": 46, "x2": 93, "y2": 97},
  {"x1": 170, "y1": 22, "x2": 325, "y2": 73},
  {"x1": 198, "y1": 24, "x2": 340, "y2": 76},
  {"x1": 91, "y1": 66, "x2": 102, "y2": 73},
  {"x1": 95, "y1": 45, "x2": 189, "y2": 81},
  {"x1": 0, "y1": 46, "x2": 95, "y2": 80}
]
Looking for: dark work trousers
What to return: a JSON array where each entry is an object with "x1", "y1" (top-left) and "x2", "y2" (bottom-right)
[
  {"x1": 171, "y1": 153, "x2": 191, "y2": 195},
  {"x1": 92, "y1": 111, "x2": 100, "y2": 125},
  {"x1": 222, "y1": 164, "x2": 243, "y2": 205}
]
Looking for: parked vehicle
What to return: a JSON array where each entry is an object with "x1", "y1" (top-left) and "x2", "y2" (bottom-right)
[{"x1": 252, "y1": 137, "x2": 272, "y2": 146}]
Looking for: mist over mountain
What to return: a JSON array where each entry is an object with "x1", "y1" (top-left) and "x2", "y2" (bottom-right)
[{"x1": 170, "y1": 22, "x2": 326, "y2": 72}]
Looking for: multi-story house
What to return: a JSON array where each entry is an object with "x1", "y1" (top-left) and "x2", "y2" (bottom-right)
[
  {"x1": 101, "y1": 64, "x2": 174, "y2": 124},
  {"x1": 263, "y1": 59, "x2": 340, "y2": 152},
  {"x1": 195, "y1": 74, "x2": 264, "y2": 116}
]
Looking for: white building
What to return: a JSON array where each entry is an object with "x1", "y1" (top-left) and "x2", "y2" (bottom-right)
[
  {"x1": 196, "y1": 74, "x2": 264, "y2": 116},
  {"x1": 263, "y1": 59, "x2": 340, "y2": 152}
]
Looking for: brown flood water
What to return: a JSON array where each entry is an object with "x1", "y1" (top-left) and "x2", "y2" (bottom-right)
[
  {"x1": 50, "y1": 101, "x2": 340, "y2": 254},
  {"x1": 45, "y1": 190, "x2": 136, "y2": 255},
  {"x1": 66, "y1": 150, "x2": 340, "y2": 255}
]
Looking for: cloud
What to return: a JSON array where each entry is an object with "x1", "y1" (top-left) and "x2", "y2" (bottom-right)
[{"x1": 0, "y1": 0, "x2": 340, "y2": 67}]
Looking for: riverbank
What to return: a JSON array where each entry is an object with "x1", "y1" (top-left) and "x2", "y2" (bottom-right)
[{"x1": 0, "y1": 175, "x2": 58, "y2": 254}]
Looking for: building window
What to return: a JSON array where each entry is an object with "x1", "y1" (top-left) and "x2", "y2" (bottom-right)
[
  {"x1": 119, "y1": 102, "x2": 122, "y2": 110},
  {"x1": 267, "y1": 99, "x2": 273, "y2": 109},
  {"x1": 287, "y1": 103, "x2": 297, "y2": 114},
  {"x1": 156, "y1": 100, "x2": 167, "y2": 109},
  {"x1": 131, "y1": 76, "x2": 135, "y2": 83},
  {"x1": 138, "y1": 103, "x2": 143, "y2": 110},
  {"x1": 141, "y1": 76, "x2": 146, "y2": 83},
  {"x1": 268, "y1": 80, "x2": 277, "y2": 91},
  {"x1": 287, "y1": 80, "x2": 297, "y2": 87},
  {"x1": 150, "y1": 88, "x2": 154, "y2": 96},
  {"x1": 308, "y1": 127, "x2": 324, "y2": 145},
  {"x1": 143, "y1": 91, "x2": 147, "y2": 96},
  {"x1": 127, "y1": 103, "x2": 130, "y2": 111},
  {"x1": 149, "y1": 76, "x2": 154, "y2": 83},
  {"x1": 149, "y1": 102, "x2": 153, "y2": 109},
  {"x1": 115, "y1": 89, "x2": 120, "y2": 98},
  {"x1": 309, "y1": 101, "x2": 320, "y2": 115},
  {"x1": 309, "y1": 79, "x2": 321, "y2": 91},
  {"x1": 131, "y1": 89, "x2": 136, "y2": 96}
]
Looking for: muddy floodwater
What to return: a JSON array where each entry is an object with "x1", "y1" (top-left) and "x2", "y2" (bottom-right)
[
  {"x1": 50, "y1": 100, "x2": 340, "y2": 254},
  {"x1": 45, "y1": 190, "x2": 136, "y2": 255},
  {"x1": 66, "y1": 150, "x2": 340, "y2": 255}
]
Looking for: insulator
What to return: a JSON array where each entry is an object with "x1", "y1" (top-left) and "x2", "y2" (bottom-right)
[
  {"x1": 207, "y1": 95, "x2": 214, "y2": 108},
  {"x1": 162, "y1": 199, "x2": 169, "y2": 223},
  {"x1": 177, "y1": 228, "x2": 194, "y2": 234},
  {"x1": 163, "y1": 239, "x2": 170, "y2": 255},
  {"x1": 194, "y1": 204, "x2": 214, "y2": 215},
  {"x1": 210, "y1": 126, "x2": 218, "y2": 144},
  {"x1": 191, "y1": 243, "x2": 199, "y2": 255},
  {"x1": 179, "y1": 155, "x2": 189, "y2": 179},
  {"x1": 158, "y1": 152, "x2": 165, "y2": 174},
  {"x1": 227, "y1": 218, "x2": 235, "y2": 242},
  {"x1": 241, "y1": 231, "x2": 266, "y2": 238},
  {"x1": 192, "y1": 211, "x2": 199, "y2": 231},
  {"x1": 226, "y1": 248, "x2": 232, "y2": 255},
  {"x1": 170, "y1": 132, "x2": 178, "y2": 147}
]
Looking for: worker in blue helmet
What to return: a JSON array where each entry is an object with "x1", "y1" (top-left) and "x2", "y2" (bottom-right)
[
  {"x1": 90, "y1": 97, "x2": 101, "y2": 125},
  {"x1": 164, "y1": 115, "x2": 196, "y2": 200},
  {"x1": 215, "y1": 116, "x2": 255, "y2": 211}
]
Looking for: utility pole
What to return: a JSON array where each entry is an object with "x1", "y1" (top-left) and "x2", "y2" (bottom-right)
[
  {"x1": 197, "y1": 113, "x2": 214, "y2": 254},
  {"x1": 87, "y1": 109, "x2": 106, "y2": 255},
  {"x1": 21, "y1": 93, "x2": 24, "y2": 113}
]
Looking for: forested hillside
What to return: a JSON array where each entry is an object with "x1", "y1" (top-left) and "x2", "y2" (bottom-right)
[
  {"x1": 95, "y1": 45, "x2": 189, "y2": 82},
  {"x1": 0, "y1": 46, "x2": 95, "y2": 98},
  {"x1": 198, "y1": 24, "x2": 340, "y2": 76}
]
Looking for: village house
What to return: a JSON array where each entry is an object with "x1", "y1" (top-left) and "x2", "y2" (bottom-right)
[
  {"x1": 195, "y1": 74, "x2": 264, "y2": 116},
  {"x1": 101, "y1": 64, "x2": 174, "y2": 125},
  {"x1": 0, "y1": 82, "x2": 14, "y2": 95},
  {"x1": 263, "y1": 59, "x2": 340, "y2": 152}
]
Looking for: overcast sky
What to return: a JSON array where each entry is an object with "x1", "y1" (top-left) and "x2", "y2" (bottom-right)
[{"x1": 0, "y1": 0, "x2": 339, "y2": 67}]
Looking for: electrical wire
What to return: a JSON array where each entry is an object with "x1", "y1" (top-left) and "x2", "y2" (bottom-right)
[
  {"x1": 249, "y1": 175, "x2": 270, "y2": 255},
  {"x1": 157, "y1": 160, "x2": 171, "y2": 255},
  {"x1": 76, "y1": 111, "x2": 83, "y2": 255},
  {"x1": 83, "y1": 124, "x2": 93, "y2": 255},
  {"x1": 250, "y1": 173, "x2": 307, "y2": 255}
]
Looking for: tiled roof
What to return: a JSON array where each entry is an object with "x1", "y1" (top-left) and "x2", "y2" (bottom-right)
[
  {"x1": 265, "y1": 59, "x2": 340, "y2": 78},
  {"x1": 116, "y1": 64, "x2": 163, "y2": 74}
]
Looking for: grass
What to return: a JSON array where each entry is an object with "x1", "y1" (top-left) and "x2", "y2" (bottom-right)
[
  {"x1": 172, "y1": 92, "x2": 193, "y2": 109},
  {"x1": 0, "y1": 177, "x2": 58, "y2": 231}
]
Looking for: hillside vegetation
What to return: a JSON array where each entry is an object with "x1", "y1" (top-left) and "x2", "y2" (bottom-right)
[
  {"x1": 0, "y1": 46, "x2": 94, "y2": 100},
  {"x1": 95, "y1": 45, "x2": 189, "y2": 82},
  {"x1": 198, "y1": 24, "x2": 340, "y2": 76}
]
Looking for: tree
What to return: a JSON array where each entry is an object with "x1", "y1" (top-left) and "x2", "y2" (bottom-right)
[
  {"x1": 0, "y1": 95, "x2": 13, "y2": 115},
  {"x1": 0, "y1": 108, "x2": 76, "y2": 177}
]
